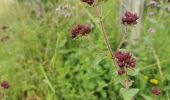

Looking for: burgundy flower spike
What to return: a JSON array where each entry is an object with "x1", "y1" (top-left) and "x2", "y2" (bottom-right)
[
  {"x1": 115, "y1": 50, "x2": 136, "y2": 68},
  {"x1": 81, "y1": 0, "x2": 94, "y2": 5},
  {"x1": 151, "y1": 87, "x2": 161, "y2": 95},
  {"x1": 122, "y1": 11, "x2": 139, "y2": 25},
  {"x1": 71, "y1": 24, "x2": 91, "y2": 38},
  {"x1": 117, "y1": 69, "x2": 125, "y2": 75},
  {"x1": 1, "y1": 81, "x2": 10, "y2": 89}
]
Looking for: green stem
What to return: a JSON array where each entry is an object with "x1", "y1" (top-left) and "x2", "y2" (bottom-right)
[
  {"x1": 39, "y1": 64, "x2": 55, "y2": 93},
  {"x1": 94, "y1": 6, "x2": 116, "y2": 64}
]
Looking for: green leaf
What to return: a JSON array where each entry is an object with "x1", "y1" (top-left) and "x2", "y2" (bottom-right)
[
  {"x1": 120, "y1": 88, "x2": 139, "y2": 100},
  {"x1": 128, "y1": 68, "x2": 140, "y2": 76},
  {"x1": 93, "y1": 53, "x2": 106, "y2": 66},
  {"x1": 141, "y1": 94, "x2": 153, "y2": 100}
]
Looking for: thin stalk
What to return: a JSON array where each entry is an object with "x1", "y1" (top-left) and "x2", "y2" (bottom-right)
[
  {"x1": 124, "y1": 67, "x2": 129, "y2": 89},
  {"x1": 151, "y1": 47, "x2": 163, "y2": 82},
  {"x1": 94, "y1": 6, "x2": 115, "y2": 61},
  {"x1": 39, "y1": 64, "x2": 55, "y2": 93},
  {"x1": 147, "y1": 28, "x2": 163, "y2": 82},
  {"x1": 124, "y1": 67, "x2": 134, "y2": 100},
  {"x1": 117, "y1": 26, "x2": 127, "y2": 49},
  {"x1": 140, "y1": 58, "x2": 169, "y2": 71}
]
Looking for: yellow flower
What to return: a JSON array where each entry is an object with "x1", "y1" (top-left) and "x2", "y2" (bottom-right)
[
  {"x1": 150, "y1": 79, "x2": 158, "y2": 84},
  {"x1": 144, "y1": 75, "x2": 148, "y2": 81}
]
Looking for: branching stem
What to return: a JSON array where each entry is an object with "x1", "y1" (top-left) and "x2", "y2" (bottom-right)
[{"x1": 94, "y1": 6, "x2": 115, "y2": 62}]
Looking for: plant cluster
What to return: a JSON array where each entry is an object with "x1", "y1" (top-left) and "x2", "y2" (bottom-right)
[
  {"x1": 0, "y1": 81, "x2": 10, "y2": 99},
  {"x1": 69, "y1": 0, "x2": 162, "y2": 99}
]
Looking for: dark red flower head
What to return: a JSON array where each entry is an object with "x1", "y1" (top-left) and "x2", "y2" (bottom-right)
[
  {"x1": 70, "y1": 24, "x2": 91, "y2": 38},
  {"x1": 122, "y1": 11, "x2": 139, "y2": 25},
  {"x1": 117, "y1": 69, "x2": 125, "y2": 75},
  {"x1": 1, "y1": 81, "x2": 10, "y2": 89},
  {"x1": 115, "y1": 50, "x2": 136, "y2": 68},
  {"x1": 81, "y1": 0, "x2": 94, "y2": 5},
  {"x1": 151, "y1": 87, "x2": 161, "y2": 95}
]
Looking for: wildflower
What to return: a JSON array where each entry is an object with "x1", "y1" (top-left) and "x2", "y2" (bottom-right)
[
  {"x1": 117, "y1": 69, "x2": 125, "y2": 75},
  {"x1": 56, "y1": 5, "x2": 72, "y2": 11},
  {"x1": 81, "y1": 24, "x2": 91, "y2": 35},
  {"x1": 115, "y1": 50, "x2": 136, "y2": 68},
  {"x1": 148, "y1": 28, "x2": 155, "y2": 33},
  {"x1": 122, "y1": 11, "x2": 139, "y2": 25},
  {"x1": 56, "y1": 5, "x2": 62, "y2": 12},
  {"x1": 56, "y1": 5, "x2": 75, "y2": 18},
  {"x1": 1, "y1": 81, "x2": 10, "y2": 89},
  {"x1": 63, "y1": 5, "x2": 71, "y2": 10},
  {"x1": 151, "y1": 87, "x2": 161, "y2": 95},
  {"x1": 146, "y1": 1, "x2": 159, "y2": 7},
  {"x1": 148, "y1": 12, "x2": 155, "y2": 16},
  {"x1": 150, "y1": 79, "x2": 158, "y2": 84},
  {"x1": 144, "y1": 75, "x2": 148, "y2": 81},
  {"x1": 81, "y1": 0, "x2": 94, "y2": 5},
  {"x1": 70, "y1": 24, "x2": 91, "y2": 38}
]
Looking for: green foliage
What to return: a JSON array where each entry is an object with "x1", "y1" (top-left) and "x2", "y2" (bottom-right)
[
  {"x1": 128, "y1": 68, "x2": 140, "y2": 76},
  {"x1": 0, "y1": 0, "x2": 170, "y2": 100},
  {"x1": 120, "y1": 88, "x2": 139, "y2": 100}
]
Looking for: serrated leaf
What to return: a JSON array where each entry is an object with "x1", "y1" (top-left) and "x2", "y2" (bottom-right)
[
  {"x1": 128, "y1": 68, "x2": 140, "y2": 76},
  {"x1": 120, "y1": 88, "x2": 139, "y2": 100}
]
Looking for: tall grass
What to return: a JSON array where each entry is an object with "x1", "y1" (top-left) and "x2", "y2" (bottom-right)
[{"x1": 0, "y1": 0, "x2": 170, "y2": 99}]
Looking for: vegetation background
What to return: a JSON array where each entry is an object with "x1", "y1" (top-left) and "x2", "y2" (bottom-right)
[{"x1": 0, "y1": 0, "x2": 170, "y2": 99}]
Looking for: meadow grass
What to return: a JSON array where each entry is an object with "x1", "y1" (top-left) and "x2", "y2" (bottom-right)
[{"x1": 0, "y1": 0, "x2": 170, "y2": 100}]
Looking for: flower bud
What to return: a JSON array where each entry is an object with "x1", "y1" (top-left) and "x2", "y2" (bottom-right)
[
  {"x1": 151, "y1": 87, "x2": 161, "y2": 95},
  {"x1": 122, "y1": 11, "x2": 139, "y2": 25},
  {"x1": 81, "y1": 0, "x2": 94, "y2": 6},
  {"x1": 117, "y1": 70, "x2": 125, "y2": 75},
  {"x1": 1, "y1": 81, "x2": 10, "y2": 89},
  {"x1": 115, "y1": 50, "x2": 136, "y2": 68},
  {"x1": 70, "y1": 24, "x2": 91, "y2": 38}
]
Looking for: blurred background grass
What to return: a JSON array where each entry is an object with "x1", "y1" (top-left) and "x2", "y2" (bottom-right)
[{"x1": 0, "y1": 0, "x2": 170, "y2": 100}]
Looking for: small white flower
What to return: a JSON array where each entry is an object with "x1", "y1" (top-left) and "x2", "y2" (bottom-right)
[{"x1": 148, "y1": 28, "x2": 156, "y2": 33}]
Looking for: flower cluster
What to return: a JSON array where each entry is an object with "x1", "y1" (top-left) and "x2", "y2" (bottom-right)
[
  {"x1": 122, "y1": 11, "x2": 139, "y2": 25},
  {"x1": 56, "y1": 4, "x2": 75, "y2": 18},
  {"x1": 71, "y1": 24, "x2": 91, "y2": 38},
  {"x1": 117, "y1": 69, "x2": 125, "y2": 75},
  {"x1": 1, "y1": 81, "x2": 10, "y2": 89},
  {"x1": 0, "y1": 81, "x2": 10, "y2": 99},
  {"x1": 115, "y1": 50, "x2": 136, "y2": 68},
  {"x1": 151, "y1": 87, "x2": 161, "y2": 95},
  {"x1": 81, "y1": 0, "x2": 94, "y2": 5}
]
